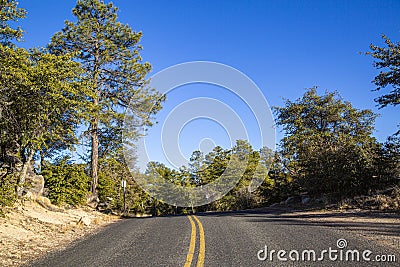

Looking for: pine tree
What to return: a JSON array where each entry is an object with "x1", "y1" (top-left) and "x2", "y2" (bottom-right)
[
  {"x1": 50, "y1": 0, "x2": 164, "y2": 199},
  {"x1": 0, "y1": 0, "x2": 26, "y2": 46}
]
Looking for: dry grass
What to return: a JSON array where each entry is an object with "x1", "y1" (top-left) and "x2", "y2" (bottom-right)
[
  {"x1": 339, "y1": 186, "x2": 400, "y2": 211},
  {"x1": 0, "y1": 200, "x2": 120, "y2": 266}
]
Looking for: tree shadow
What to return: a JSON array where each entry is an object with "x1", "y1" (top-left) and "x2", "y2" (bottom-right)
[{"x1": 195, "y1": 208, "x2": 400, "y2": 239}]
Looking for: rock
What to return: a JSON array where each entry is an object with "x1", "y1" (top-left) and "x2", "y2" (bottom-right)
[
  {"x1": 36, "y1": 196, "x2": 63, "y2": 212},
  {"x1": 86, "y1": 194, "x2": 99, "y2": 209},
  {"x1": 37, "y1": 196, "x2": 52, "y2": 207},
  {"x1": 285, "y1": 196, "x2": 295, "y2": 205},
  {"x1": 25, "y1": 164, "x2": 44, "y2": 197},
  {"x1": 301, "y1": 197, "x2": 311, "y2": 205},
  {"x1": 285, "y1": 197, "x2": 294, "y2": 205},
  {"x1": 78, "y1": 217, "x2": 91, "y2": 226},
  {"x1": 23, "y1": 191, "x2": 35, "y2": 200},
  {"x1": 19, "y1": 162, "x2": 45, "y2": 199}
]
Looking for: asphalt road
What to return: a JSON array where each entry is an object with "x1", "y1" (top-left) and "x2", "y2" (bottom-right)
[{"x1": 27, "y1": 209, "x2": 399, "y2": 267}]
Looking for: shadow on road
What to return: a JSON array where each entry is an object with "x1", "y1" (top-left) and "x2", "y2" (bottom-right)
[
  {"x1": 194, "y1": 208, "x2": 400, "y2": 240},
  {"x1": 121, "y1": 207, "x2": 400, "y2": 241}
]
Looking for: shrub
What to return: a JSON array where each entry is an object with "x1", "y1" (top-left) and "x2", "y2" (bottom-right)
[
  {"x1": 42, "y1": 158, "x2": 90, "y2": 206},
  {"x1": 0, "y1": 172, "x2": 17, "y2": 215}
]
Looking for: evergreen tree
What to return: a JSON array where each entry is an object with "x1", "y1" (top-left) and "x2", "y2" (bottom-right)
[
  {"x1": 367, "y1": 35, "x2": 400, "y2": 108},
  {"x1": 0, "y1": 46, "x2": 88, "y2": 193},
  {"x1": 0, "y1": 0, "x2": 26, "y2": 46},
  {"x1": 49, "y1": 0, "x2": 164, "y2": 198},
  {"x1": 274, "y1": 87, "x2": 380, "y2": 198}
]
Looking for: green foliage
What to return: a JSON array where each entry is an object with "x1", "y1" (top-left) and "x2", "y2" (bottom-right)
[
  {"x1": 97, "y1": 157, "x2": 126, "y2": 210},
  {"x1": 201, "y1": 146, "x2": 230, "y2": 185},
  {"x1": 0, "y1": 0, "x2": 164, "y2": 212},
  {"x1": 0, "y1": 172, "x2": 17, "y2": 214},
  {"x1": 376, "y1": 136, "x2": 400, "y2": 186},
  {"x1": 49, "y1": 0, "x2": 165, "y2": 195},
  {"x1": 98, "y1": 156, "x2": 152, "y2": 214},
  {"x1": 1, "y1": 1, "x2": 398, "y2": 214},
  {"x1": 145, "y1": 140, "x2": 274, "y2": 212},
  {"x1": 367, "y1": 35, "x2": 400, "y2": 108},
  {"x1": 274, "y1": 88, "x2": 381, "y2": 198},
  {"x1": 0, "y1": 45, "x2": 89, "y2": 190},
  {"x1": 0, "y1": 0, "x2": 26, "y2": 46},
  {"x1": 260, "y1": 151, "x2": 296, "y2": 203},
  {"x1": 42, "y1": 158, "x2": 90, "y2": 206}
]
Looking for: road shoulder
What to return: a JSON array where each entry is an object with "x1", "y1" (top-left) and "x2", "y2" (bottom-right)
[{"x1": 0, "y1": 200, "x2": 120, "y2": 267}]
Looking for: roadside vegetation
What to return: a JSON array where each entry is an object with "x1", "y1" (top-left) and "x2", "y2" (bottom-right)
[{"x1": 1, "y1": 0, "x2": 399, "y2": 216}]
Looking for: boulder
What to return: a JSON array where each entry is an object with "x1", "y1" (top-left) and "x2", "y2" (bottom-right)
[
  {"x1": 301, "y1": 197, "x2": 311, "y2": 205},
  {"x1": 285, "y1": 195, "x2": 301, "y2": 205},
  {"x1": 87, "y1": 194, "x2": 99, "y2": 209},
  {"x1": 285, "y1": 196, "x2": 296, "y2": 205},
  {"x1": 24, "y1": 163, "x2": 44, "y2": 197},
  {"x1": 36, "y1": 196, "x2": 63, "y2": 212}
]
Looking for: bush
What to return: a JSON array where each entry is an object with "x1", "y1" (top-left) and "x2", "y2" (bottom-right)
[
  {"x1": 339, "y1": 186, "x2": 400, "y2": 211},
  {"x1": 0, "y1": 172, "x2": 17, "y2": 215},
  {"x1": 98, "y1": 157, "x2": 155, "y2": 214},
  {"x1": 98, "y1": 169, "x2": 122, "y2": 210},
  {"x1": 42, "y1": 158, "x2": 90, "y2": 206}
]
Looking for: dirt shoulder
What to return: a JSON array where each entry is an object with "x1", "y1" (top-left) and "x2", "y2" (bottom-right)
[{"x1": 0, "y1": 200, "x2": 120, "y2": 267}]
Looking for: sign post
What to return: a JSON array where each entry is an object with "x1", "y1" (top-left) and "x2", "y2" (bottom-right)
[{"x1": 122, "y1": 179, "x2": 127, "y2": 216}]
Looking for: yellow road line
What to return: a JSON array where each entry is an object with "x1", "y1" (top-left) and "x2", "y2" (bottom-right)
[
  {"x1": 193, "y1": 215, "x2": 205, "y2": 267},
  {"x1": 184, "y1": 215, "x2": 197, "y2": 267}
]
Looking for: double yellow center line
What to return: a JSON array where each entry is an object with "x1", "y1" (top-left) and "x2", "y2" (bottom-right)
[{"x1": 184, "y1": 215, "x2": 205, "y2": 267}]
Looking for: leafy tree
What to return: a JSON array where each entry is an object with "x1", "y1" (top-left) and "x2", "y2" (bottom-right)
[
  {"x1": 228, "y1": 141, "x2": 272, "y2": 209},
  {"x1": 97, "y1": 158, "x2": 124, "y2": 210},
  {"x1": 0, "y1": 46, "x2": 88, "y2": 194},
  {"x1": 274, "y1": 87, "x2": 380, "y2": 198},
  {"x1": 367, "y1": 35, "x2": 400, "y2": 108},
  {"x1": 49, "y1": 0, "x2": 164, "y2": 198},
  {"x1": 0, "y1": 0, "x2": 25, "y2": 172},
  {"x1": 195, "y1": 140, "x2": 272, "y2": 211},
  {"x1": 375, "y1": 136, "x2": 400, "y2": 186},
  {"x1": 138, "y1": 140, "x2": 276, "y2": 213},
  {"x1": 202, "y1": 146, "x2": 229, "y2": 185},
  {"x1": 98, "y1": 156, "x2": 133, "y2": 211},
  {"x1": 42, "y1": 157, "x2": 90, "y2": 206},
  {"x1": 0, "y1": 0, "x2": 26, "y2": 46},
  {"x1": 189, "y1": 150, "x2": 205, "y2": 184},
  {"x1": 262, "y1": 151, "x2": 295, "y2": 203},
  {"x1": 0, "y1": 172, "x2": 17, "y2": 214},
  {"x1": 1, "y1": 1, "x2": 89, "y2": 205}
]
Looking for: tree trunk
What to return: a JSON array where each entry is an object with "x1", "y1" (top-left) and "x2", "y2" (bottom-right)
[
  {"x1": 90, "y1": 116, "x2": 99, "y2": 195},
  {"x1": 40, "y1": 149, "x2": 45, "y2": 173},
  {"x1": 90, "y1": 53, "x2": 100, "y2": 197}
]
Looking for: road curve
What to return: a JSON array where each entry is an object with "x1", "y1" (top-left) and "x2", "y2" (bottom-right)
[{"x1": 27, "y1": 209, "x2": 399, "y2": 267}]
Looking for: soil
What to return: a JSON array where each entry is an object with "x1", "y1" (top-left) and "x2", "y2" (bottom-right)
[{"x1": 0, "y1": 200, "x2": 120, "y2": 267}]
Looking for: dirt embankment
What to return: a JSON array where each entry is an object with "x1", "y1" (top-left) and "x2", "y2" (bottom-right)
[{"x1": 0, "y1": 200, "x2": 120, "y2": 267}]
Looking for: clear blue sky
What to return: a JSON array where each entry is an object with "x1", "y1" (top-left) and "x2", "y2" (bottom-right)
[{"x1": 18, "y1": 0, "x2": 400, "y2": 169}]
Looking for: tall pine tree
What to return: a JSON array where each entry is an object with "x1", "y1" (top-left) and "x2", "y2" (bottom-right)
[{"x1": 50, "y1": 0, "x2": 164, "y2": 200}]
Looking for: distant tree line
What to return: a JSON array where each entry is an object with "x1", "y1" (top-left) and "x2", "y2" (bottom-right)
[
  {"x1": 140, "y1": 88, "x2": 399, "y2": 214},
  {"x1": 0, "y1": 0, "x2": 399, "y2": 215}
]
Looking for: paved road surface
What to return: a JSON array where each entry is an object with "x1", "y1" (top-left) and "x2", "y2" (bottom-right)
[{"x1": 27, "y1": 209, "x2": 399, "y2": 266}]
